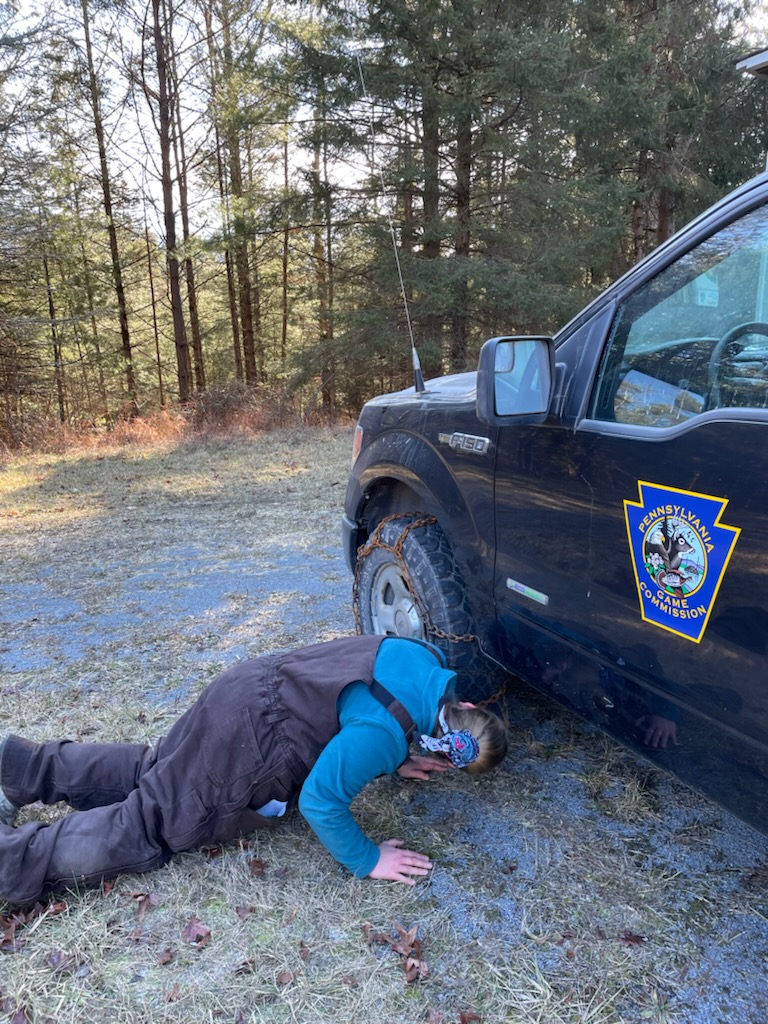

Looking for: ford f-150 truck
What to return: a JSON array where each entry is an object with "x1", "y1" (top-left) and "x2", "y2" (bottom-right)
[{"x1": 343, "y1": 171, "x2": 768, "y2": 837}]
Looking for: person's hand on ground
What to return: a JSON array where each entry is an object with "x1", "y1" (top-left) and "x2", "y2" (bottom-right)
[
  {"x1": 368, "y1": 839, "x2": 432, "y2": 884},
  {"x1": 397, "y1": 755, "x2": 449, "y2": 780}
]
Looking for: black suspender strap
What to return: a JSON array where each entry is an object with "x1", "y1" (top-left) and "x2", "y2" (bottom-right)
[
  {"x1": 368, "y1": 678, "x2": 417, "y2": 742},
  {"x1": 366, "y1": 638, "x2": 446, "y2": 742}
]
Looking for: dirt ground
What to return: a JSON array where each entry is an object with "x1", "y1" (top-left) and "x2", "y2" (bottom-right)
[{"x1": 1, "y1": 427, "x2": 767, "y2": 1024}]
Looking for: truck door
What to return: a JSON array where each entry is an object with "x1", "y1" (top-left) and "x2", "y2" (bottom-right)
[{"x1": 492, "y1": 199, "x2": 768, "y2": 829}]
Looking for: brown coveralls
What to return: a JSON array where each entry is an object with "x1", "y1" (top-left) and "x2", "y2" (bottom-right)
[{"x1": 0, "y1": 636, "x2": 385, "y2": 905}]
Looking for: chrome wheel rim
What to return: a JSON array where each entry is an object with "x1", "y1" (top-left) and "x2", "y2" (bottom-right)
[{"x1": 368, "y1": 563, "x2": 425, "y2": 639}]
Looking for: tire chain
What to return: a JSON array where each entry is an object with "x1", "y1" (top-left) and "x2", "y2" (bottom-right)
[{"x1": 352, "y1": 512, "x2": 508, "y2": 707}]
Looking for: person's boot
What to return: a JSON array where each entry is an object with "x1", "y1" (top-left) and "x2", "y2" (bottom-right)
[{"x1": 0, "y1": 738, "x2": 18, "y2": 826}]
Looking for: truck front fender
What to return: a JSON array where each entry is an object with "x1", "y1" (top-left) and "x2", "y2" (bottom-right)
[{"x1": 345, "y1": 425, "x2": 496, "y2": 596}]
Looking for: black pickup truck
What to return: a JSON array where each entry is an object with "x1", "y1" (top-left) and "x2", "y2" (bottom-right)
[{"x1": 342, "y1": 171, "x2": 768, "y2": 837}]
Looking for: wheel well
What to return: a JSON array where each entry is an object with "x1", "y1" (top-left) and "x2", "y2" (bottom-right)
[{"x1": 360, "y1": 480, "x2": 439, "y2": 539}]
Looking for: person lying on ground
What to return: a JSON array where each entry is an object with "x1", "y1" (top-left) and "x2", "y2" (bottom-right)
[{"x1": 0, "y1": 634, "x2": 508, "y2": 905}]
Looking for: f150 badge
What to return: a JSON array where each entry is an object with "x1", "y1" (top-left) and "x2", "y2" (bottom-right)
[
  {"x1": 438, "y1": 431, "x2": 490, "y2": 455},
  {"x1": 624, "y1": 481, "x2": 741, "y2": 643}
]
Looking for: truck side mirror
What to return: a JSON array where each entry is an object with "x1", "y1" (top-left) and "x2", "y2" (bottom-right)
[{"x1": 476, "y1": 336, "x2": 555, "y2": 426}]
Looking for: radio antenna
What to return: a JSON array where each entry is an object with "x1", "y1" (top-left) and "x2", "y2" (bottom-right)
[{"x1": 356, "y1": 55, "x2": 425, "y2": 393}]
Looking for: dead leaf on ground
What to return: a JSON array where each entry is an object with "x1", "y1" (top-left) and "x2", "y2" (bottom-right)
[
  {"x1": 181, "y1": 916, "x2": 211, "y2": 947},
  {"x1": 249, "y1": 857, "x2": 267, "y2": 878},
  {"x1": 404, "y1": 954, "x2": 429, "y2": 983},
  {"x1": 460, "y1": 1013, "x2": 483, "y2": 1024},
  {"x1": 362, "y1": 920, "x2": 429, "y2": 985},
  {"x1": 391, "y1": 922, "x2": 419, "y2": 955},
  {"x1": 130, "y1": 891, "x2": 161, "y2": 922},
  {"x1": 0, "y1": 918, "x2": 22, "y2": 953}
]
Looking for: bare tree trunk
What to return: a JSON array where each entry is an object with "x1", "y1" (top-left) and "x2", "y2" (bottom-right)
[
  {"x1": 451, "y1": 110, "x2": 471, "y2": 371},
  {"x1": 229, "y1": 141, "x2": 257, "y2": 384},
  {"x1": 249, "y1": 239, "x2": 264, "y2": 381},
  {"x1": 281, "y1": 133, "x2": 289, "y2": 366},
  {"x1": 150, "y1": 0, "x2": 191, "y2": 402},
  {"x1": 632, "y1": 148, "x2": 651, "y2": 263},
  {"x1": 202, "y1": 3, "x2": 243, "y2": 381},
  {"x1": 225, "y1": 249, "x2": 243, "y2": 381},
  {"x1": 312, "y1": 134, "x2": 334, "y2": 415},
  {"x1": 80, "y1": 0, "x2": 137, "y2": 411},
  {"x1": 79, "y1": 244, "x2": 109, "y2": 419},
  {"x1": 219, "y1": 0, "x2": 257, "y2": 384},
  {"x1": 421, "y1": 79, "x2": 443, "y2": 377},
  {"x1": 144, "y1": 224, "x2": 165, "y2": 406},
  {"x1": 218, "y1": 135, "x2": 243, "y2": 381},
  {"x1": 169, "y1": 32, "x2": 205, "y2": 392},
  {"x1": 401, "y1": 90, "x2": 417, "y2": 259},
  {"x1": 42, "y1": 252, "x2": 66, "y2": 424}
]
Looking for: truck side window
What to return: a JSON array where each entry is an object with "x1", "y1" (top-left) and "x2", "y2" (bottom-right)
[{"x1": 589, "y1": 203, "x2": 768, "y2": 426}]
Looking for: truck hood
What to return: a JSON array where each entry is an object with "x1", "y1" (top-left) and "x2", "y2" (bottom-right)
[{"x1": 365, "y1": 370, "x2": 477, "y2": 407}]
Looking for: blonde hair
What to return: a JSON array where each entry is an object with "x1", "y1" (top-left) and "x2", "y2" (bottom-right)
[{"x1": 441, "y1": 702, "x2": 508, "y2": 775}]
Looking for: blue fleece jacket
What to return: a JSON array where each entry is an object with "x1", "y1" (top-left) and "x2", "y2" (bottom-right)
[{"x1": 297, "y1": 637, "x2": 457, "y2": 877}]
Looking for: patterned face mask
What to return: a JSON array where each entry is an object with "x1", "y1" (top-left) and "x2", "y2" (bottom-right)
[{"x1": 419, "y1": 707, "x2": 480, "y2": 769}]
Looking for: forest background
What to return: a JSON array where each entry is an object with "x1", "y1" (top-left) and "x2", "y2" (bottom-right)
[{"x1": 0, "y1": 0, "x2": 766, "y2": 446}]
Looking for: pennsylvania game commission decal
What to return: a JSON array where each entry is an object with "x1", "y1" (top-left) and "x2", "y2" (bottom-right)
[{"x1": 624, "y1": 481, "x2": 741, "y2": 643}]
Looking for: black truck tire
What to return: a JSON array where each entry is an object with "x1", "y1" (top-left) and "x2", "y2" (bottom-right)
[{"x1": 355, "y1": 516, "x2": 503, "y2": 700}]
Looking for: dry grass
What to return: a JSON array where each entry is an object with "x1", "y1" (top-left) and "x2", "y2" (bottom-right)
[{"x1": 1, "y1": 428, "x2": 767, "y2": 1024}]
